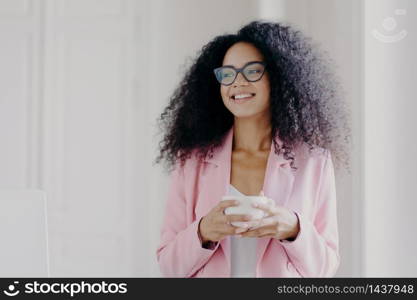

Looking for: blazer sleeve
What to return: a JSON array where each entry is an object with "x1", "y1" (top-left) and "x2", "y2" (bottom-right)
[
  {"x1": 156, "y1": 162, "x2": 220, "y2": 277},
  {"x1": 278, "y1": 150, "x2": 340, "y2": 277}
]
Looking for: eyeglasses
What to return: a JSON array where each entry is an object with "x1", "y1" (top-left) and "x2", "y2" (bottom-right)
[{"x1": 213, "y1": 61, "x2": 266, "y2": 86}]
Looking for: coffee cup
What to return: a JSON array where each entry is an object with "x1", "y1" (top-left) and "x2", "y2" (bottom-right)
[{"x1": 222, "y1": 195, "x2": 274, "y2": 227}]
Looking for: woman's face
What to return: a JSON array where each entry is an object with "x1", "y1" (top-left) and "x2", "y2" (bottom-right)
[{"x1": 220, "y1": 42, "x2": 270, "y2": 119}]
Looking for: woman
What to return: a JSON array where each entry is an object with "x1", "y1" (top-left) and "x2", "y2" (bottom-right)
[{"x1": 155, "y1": 21, "x2": 351, "y2": 277}]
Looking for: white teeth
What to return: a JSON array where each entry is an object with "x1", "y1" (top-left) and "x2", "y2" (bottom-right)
[{"x1": 234, "y1": 94, "x2": 253, "y2": 100}]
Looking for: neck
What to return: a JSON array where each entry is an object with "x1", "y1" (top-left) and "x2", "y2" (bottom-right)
[{"x1": 233, "y1": 114, "x2": 272, "y2": 154}]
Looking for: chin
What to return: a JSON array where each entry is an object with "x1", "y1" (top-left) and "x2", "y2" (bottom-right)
[{"x1": 231, "y1": 109, "x2": 262, "y2": 119}]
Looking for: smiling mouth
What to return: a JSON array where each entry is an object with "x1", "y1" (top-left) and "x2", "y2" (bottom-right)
[{"x1": 230, "y1": 93, "x2": 256, "y2": 101}]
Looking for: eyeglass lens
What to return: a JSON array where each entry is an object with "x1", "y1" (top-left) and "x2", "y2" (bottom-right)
[{"x1": 215, "y1": 62, "x2": 265, "y2": 85}]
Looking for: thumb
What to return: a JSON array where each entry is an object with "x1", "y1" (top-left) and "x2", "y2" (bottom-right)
[{"x1": 259, "y1": 190, "x2": 265, "y2": 196}]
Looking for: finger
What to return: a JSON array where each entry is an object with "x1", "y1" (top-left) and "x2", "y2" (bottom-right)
[
  {"x1": 240, "y1": 224, "x2": 277, "y2": 237},
  {"x1": 225, "y1": 214, "x2": 254, "y2": 223},
  {"x1": 258, "y1": 232, "x2": 276, "y2": 238},
  {"x1": 252, "y1": 202, "x2": 279, "y2": 216},
  {"x1": 214, "y1": 213, "x2": 247, "y2": 227},
  {"x1": 243, "y1": 219, "x2": 263, "y2": 228},
  {"x1": 223, "y1": 214, "x2": 262, "y2": 230},
  {"x1": 239, "y1": 229, "x2": 262, "y2": 238},
  {"x1": 240, "y1": 227, "x2": 273, "y2": 238},
  {"x1": 239, "y1": 226, "x2": 262, "y2": 237},
  {"x1": 248, "y1": 216, "x2": 276, "y2": 230},
  {"x1": 223, "y1": 225, "x2": 244, "y2": 236},
  {"x1": 217, "y1": 199, "x2": 240, "y2": 212},
  {"x1": 259, "y1": 190, "x2": 265, "y2": 196},
  {"x1": 235, "y1": 227, "x2": 249, "y2": 234}
]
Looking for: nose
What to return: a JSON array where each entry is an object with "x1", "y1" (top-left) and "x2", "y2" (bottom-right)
[{"x1": 233, "y1": 72, "x2": 249, "y2": 86}]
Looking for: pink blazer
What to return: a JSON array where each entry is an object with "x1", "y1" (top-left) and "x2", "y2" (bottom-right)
[{"x1": 156, "y1": 126, "x2": 340, "y2": 277}]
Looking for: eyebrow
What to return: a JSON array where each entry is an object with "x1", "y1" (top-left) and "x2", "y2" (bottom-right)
[{"x1": 221, "y1": 60, "x2": 264, "y2": 68}]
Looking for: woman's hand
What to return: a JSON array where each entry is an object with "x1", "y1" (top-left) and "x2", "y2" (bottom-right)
[
  {"x1": 199, "y1": 200, "x2": 255, "y2": 243},
  {"x1": 238, "y1": 200, "x2": 300, "y2": 240}
]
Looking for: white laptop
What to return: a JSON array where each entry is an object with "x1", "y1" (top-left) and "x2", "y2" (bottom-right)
[{"x1": 0, "y1": 189, "x2": 50, "y2": 277}]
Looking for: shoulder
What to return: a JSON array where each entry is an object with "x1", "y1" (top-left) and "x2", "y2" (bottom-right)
[
  {"x1": 170, "y1": 149, "x2": 206, "y2": 178},
  {"x1": 293, "y1": 142, "x2": 330, "y2": 172}
]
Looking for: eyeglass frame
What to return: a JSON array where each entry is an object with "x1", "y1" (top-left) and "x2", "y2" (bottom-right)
[{"x1": 213, "y1": 61, "x2": 267, "y2": 86}]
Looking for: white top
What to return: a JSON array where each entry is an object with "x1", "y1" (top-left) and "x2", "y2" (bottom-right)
[{"x1": 229, "y1": 184, "x2": 258, "y2": 277}]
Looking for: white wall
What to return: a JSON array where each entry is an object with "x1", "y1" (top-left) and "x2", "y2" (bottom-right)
[
  {"x1": 0, "y1": 0, "x2": 42, "y2": 188},
  {"x1": 1, "y1": 0, "x2": 145, "y2": 276},
  {"x1": 364, "y1": 0, "x2": 417, "y2": 277}
]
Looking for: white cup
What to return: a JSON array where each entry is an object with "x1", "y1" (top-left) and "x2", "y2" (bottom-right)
[{"x1": 222, "y1": 195, "x2": 274, "y2": 227}]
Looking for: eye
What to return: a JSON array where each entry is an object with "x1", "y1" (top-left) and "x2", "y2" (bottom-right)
[
  {"x1": 247, "y1": 69, "x2": 261, "y2": 74},
  {"x1": 221, "y1": 69, "x2": 235, "y2": 78}
]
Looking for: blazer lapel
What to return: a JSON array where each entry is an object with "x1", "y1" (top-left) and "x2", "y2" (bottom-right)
[
  {"x1": 201, "y1": 127, "x2": 234, "y2": 268},
  {"x1": 256, "y1": 144, "x2": 296, "y2": 266}
]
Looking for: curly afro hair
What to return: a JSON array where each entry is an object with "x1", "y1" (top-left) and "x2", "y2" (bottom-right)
[{"x1": 155, "y1": 20, "x2": 351, "y2": 174}]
